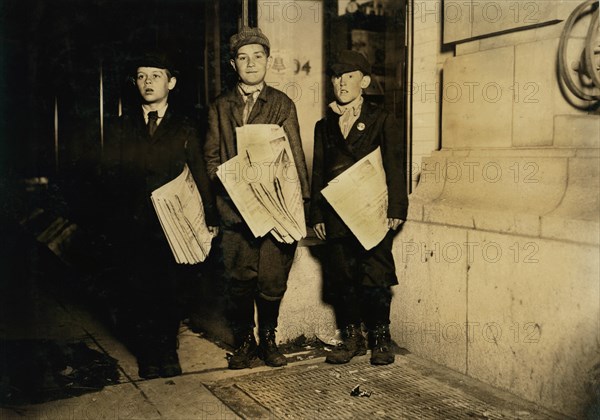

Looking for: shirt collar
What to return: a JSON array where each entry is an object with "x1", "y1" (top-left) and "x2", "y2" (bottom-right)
[
  {"x1": 329, "y1": 95, "x2": 363, "y2": 117},
  {"x1": 142, "y1": 103, "x2": 168, "y2": 119},
  {"x1": 238, "y1": 82, "x2": 264, "y2": 97}
]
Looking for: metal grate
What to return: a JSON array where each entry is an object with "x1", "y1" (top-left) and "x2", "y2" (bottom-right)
[{"x1": 213, "y1": 357, "x2": 557, "y2": 419}]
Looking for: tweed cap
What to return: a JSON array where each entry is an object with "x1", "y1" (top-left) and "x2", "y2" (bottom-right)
[
  {"x1": 330, "y1": 50, "x2": 371, "y2": 76},
  {"x1": 230, "y1": 27, "x2": 270, "y2": 55}
]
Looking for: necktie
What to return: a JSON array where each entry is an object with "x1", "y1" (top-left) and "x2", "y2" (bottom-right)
[
  {"x1": 242, "y1": 92, "x2": 257, "y2": 125},
  {"x1": 147, "y1": 111, "x2": 159, "y2": 136}
]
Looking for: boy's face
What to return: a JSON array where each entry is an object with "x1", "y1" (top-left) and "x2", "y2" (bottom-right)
[
  {"x1": 230, "y1": 44, "x2": 271, "y2": 86},
  {"x1": 136, "y1": 67, "x2": 176, "y2": 105},
  {"x1": 331, "y1": 70, "x2": 371, "y2": 105}
]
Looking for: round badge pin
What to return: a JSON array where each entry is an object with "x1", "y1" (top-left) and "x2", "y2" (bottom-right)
[{"x1": 357, "y1": 122, "x2": 365, "y2": 131}]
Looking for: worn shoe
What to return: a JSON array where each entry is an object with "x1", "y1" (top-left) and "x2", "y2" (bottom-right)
[
  {"x1": 325, "y1": 324, "x2": 367, "y2": 364},
  {"x1": 228, "y1": 331, "x2": 258, "y2": 369},
  {"x1": 258, "y1": 329, "x2": 287, "y2": 367},
  {"x1": 159, "y1": 350, "x2": 182, "y2": 377},
  {"x1": 370, "y1": 324, "x2": 395, "y2": 365}
]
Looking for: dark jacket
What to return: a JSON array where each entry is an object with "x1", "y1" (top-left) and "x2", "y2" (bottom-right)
[
  {"x1": 309, "y1": 101, "x2": 408, "y2": 239},
  {"x1": 204, "y1": 85, "x2": 310, "y2": 227},
  {"x1": 101, "y1": 106, "x2": 218, "y2": 246}
]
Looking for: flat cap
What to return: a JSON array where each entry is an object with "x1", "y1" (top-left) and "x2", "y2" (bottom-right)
[
  {"x1": 230, "y1": 27, "x2": 270, "y2": 54},
  {"x1": 330, "y1": 50, "x2": 371, "y2": 76}
]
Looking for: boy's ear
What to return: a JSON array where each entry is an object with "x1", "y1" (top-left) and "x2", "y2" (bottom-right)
[
  {"x1": 168, "y1": 76, "x2": 177, "y2": 91},
  {"x1": 229, "y1": 59, "x2": 237, "y2": 72},
  {"x1": 266, "y1": 55, "x2": 273, "y2": 70},
  {"x1": 360, "y1": 75, "x2": 371, "y2": 89}
]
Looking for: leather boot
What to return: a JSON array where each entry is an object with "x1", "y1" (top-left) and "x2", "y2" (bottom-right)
[
  {"x1": 370, "y1": 324, "x2": 395, "y2": 365},
  {"x1": 325, "y1": 324, "x2": 367, "y2": 364},
  {"x1": 228, "y1": 330, "x2": 258, "y2": 369},
  {"x1": 258, "y1": 329, "x2": 287, "y2": 367}
]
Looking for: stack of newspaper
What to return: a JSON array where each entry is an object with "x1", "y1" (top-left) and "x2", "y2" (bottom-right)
[
  {"x1": 321, "y1": 147, "x2": 388, "y2": 250},
  {"x1": 151, "y1": 164, "x2": 214, "y2": 264},
  {"x1": 216, "y1": 124, "x2": 306, "y2": 243}
]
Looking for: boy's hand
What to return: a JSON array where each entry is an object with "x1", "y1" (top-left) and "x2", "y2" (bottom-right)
[
  {"x1": 313, "y1": 223, "x2": 326, "y2": 241},
  {"x1": 387, "y1": 218, "x2": 404, "y2": 231},
  {"x1": 208, "y1": 226, "x2": 220, "y2": 236}
]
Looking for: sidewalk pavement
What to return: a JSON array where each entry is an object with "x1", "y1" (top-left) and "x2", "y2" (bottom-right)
[{"x1": 0, "y1": 281, "x2": 569, "y2": 420}]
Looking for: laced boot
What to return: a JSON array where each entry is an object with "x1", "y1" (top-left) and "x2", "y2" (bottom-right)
[
  {"x1": 228, "y1": 330, "x2": 258, "y2": 369},
  {"x1": 325, "y1": 324, "x2": 367, "y2": 364},
  {"x1": 258, "y1": 329, "x2": 287, "y2": 367},
  {"x1": 370, "y1": 324, "x2": 395, "y2": 365}
]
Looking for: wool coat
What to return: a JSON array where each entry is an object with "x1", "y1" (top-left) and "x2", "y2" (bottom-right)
[
  {"x1": 102, "y1": 107, "x2": 218, "y2": 247},
  {"x1": 310, "y1": 101, "x2": 408, "y2": 240},
  {"x1": 204, "y1": 85, "x2": 310, "y2": 228}
]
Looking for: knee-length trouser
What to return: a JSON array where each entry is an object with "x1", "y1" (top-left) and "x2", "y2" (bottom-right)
[
  {"x1": 221, "y1": 227, "x2": 297, "y2": 333},
  {"x1": 323, "y1": 230, "x2": 398, "y2": 329}
]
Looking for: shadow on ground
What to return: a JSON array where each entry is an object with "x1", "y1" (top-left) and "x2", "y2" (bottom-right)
[{"x1": 0, "y1": 340, "x2": 119, "y2": 405}]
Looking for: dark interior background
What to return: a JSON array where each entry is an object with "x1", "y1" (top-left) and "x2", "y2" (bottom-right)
[{"x1": 0, "y1": 0, "x2": 243, "y2": 180}]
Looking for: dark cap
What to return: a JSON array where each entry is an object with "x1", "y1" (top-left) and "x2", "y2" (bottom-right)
[
  {"x1": 229, "y1": 27, "x2": 270, "y2": 55},
  {"x1": 131, "y1": 51, "x2": 177, "y2": 75},
  {"x1": 330, "y1": 50, "x2": 371, "y2": 76}
]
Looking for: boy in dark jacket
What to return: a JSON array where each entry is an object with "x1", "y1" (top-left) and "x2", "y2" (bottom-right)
[
  {"x1": 310, "y1": 50, "x2": 408, "y2": 365},
  {"x1": 204, "y1": 27, "x2": 310, "y2": 369},
  {"x1": 102, "y1": 52, "x2": 219, "y2": 379}
]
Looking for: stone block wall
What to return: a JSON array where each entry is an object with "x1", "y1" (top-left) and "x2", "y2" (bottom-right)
[
  {"x1": 410, "y1": 0, "x2": 454, "y2": 188},
  {"x1": 401, "y1": 0, "x2": 600, "y2": 416}
]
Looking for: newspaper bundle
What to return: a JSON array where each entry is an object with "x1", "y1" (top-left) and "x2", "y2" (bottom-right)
[
  {"x1": 321, "y1": 147, "x2": 388, "y2": 250},
  {"x1": 151, "y1": 164, "x2": 214, "y2": 264},
  {"x1": 216, "y1": 124, "x2": 306, "y2": 243}
]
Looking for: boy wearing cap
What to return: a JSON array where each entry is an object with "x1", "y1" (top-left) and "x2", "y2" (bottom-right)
[
  {"x1": 204, "y1": 27, "x2": 310, "y2": 369},
  {"x1": 310, "y1": 50, "x2": 408, "y2": 365},
  {"x1": 102, "y1": 52, "x2": 219, "y2": 379}
]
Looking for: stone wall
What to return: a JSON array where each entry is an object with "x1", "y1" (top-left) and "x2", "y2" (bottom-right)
[
  {"x1": 400, "y1": 0, "x2": 600, "y2": 416},
  {"x1": 410, "y1": 1, "x2": 453, "y2": 188}
]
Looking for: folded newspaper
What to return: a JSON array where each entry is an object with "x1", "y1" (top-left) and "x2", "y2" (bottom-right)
[
  {"x1": 321, "y1": 147, "x2": 388, "y2": 250},
  {"x1": 151, "y1": 164, "x2": 214, "y2": 264},
  {"x1": 216, "y1": 124, "x2": 306, "y2": 243}
]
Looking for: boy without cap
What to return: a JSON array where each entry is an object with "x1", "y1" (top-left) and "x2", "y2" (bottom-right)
[
  {"x1": 310, "y1": 50, "x2": 408, "y2": 365},
  {"x1": 204, "y1": 27, "x2": 310, "y2": 369}
]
